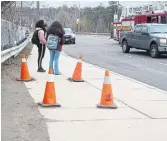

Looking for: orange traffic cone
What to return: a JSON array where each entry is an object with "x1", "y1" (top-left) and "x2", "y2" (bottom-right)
[
  {"x1": 16, "y1": 54, "x2": 34, "y2": 81},
  {"x1": 38, "y1": 68, "x2": 61, "y2": 107},
  {"x1": 70, "y1": 56, "x2": 84, "y2": 82},
  {"x1": 97, "y1": 70, "x2": 117, "y2": 109}
]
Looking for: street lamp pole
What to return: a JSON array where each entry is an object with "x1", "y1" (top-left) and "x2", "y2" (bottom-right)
[{"x1": 78, "y1": 2, "x2": 80, "y2": 32}]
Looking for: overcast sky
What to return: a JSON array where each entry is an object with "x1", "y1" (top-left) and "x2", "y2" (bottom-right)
[{"x1": 41, "y1": 1, "x2": 152, "y2": 8}]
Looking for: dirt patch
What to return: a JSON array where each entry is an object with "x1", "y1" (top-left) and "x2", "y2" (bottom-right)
[{"x1": 1, "y1": 43, "x2": 50, "y2": 141}]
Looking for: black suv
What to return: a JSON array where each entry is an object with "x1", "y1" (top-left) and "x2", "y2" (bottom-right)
[{"x1": 64, "y1": 28, "x2": 76, "y2": 44}]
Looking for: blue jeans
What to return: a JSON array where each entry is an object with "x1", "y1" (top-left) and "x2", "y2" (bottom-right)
[{"x1": 49, "y1": 50, "x2": 61, "y2": 74}]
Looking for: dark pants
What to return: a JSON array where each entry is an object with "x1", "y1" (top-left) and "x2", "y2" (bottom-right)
[{"x1": 37, "y1": 44, "x2": 46, "y2": 68}]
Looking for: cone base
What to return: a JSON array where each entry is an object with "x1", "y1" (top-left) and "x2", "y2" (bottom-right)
[
  {"x1": 16, "y1": 77, "x2": 36, "y2": 82},
  {"x1": 68, "y1": 78, "x2": 84, "y2": 82},
  {"x1": 38, "y1": 102, "x2": 61, "y2": 107},
  {"x1": 97, "y1": 103, "x2": 117, "y2": 109}
]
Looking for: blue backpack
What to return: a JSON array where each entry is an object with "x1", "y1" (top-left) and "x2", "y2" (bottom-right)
[{"x1": 46, "y1": 34, "x2": 59, "y2": 50}]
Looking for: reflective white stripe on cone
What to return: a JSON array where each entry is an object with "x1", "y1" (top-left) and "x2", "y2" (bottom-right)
[
  {"x1": 78, "y1": 59, "x2": 82, "y2": 63},
  {"x1": 103, "y1": 76, "x2": 111, "y2": 84},
  {"x1": 22, "y1": 58, "x2": 26, "y2": 62},
  {"x1": 48, "y1": 74, "x2": 54, "y2": 82}
]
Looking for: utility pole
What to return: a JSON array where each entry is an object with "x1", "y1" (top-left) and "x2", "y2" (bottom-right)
[
  {"x1": 117, "y1": 1, "x2": 119, "y2": 21},
  {"x1": 21, "y1": 1, "x2": 23, "y2": 39},
  {"x1": 21, "y1": 1, "x2": 23, "y2": 27},
  {"x1": 37, "y1": 1, "x2": 40, "y2": 21}
]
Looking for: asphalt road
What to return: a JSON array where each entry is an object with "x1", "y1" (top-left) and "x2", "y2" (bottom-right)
[{"x1": 63, "y1": 35, "x2": 167, "y2": 91}]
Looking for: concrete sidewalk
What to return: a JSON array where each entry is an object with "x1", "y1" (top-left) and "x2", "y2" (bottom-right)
[{"x1": 25, "y1": 46, "x2": 167, "y2": 141}]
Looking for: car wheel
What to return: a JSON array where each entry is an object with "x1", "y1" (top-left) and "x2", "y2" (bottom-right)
[
  {"x1": 150, "y1": 44, "x2": 159, "y2": 58},
  {"x1": 73, "y1": 40, "x2": 75, "y2": 44},
  {"x1": 122, "y1": 40, "x2": 130, "y2": 53}
]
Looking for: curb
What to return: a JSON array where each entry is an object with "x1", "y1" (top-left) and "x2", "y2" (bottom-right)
[{"x1": 61, "y1": 51, "x2": 167, "y2": 95}]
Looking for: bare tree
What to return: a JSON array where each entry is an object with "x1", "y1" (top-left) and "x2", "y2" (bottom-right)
[{"x1": 1, "y1": 1, "x2": 36, "y2": 49}]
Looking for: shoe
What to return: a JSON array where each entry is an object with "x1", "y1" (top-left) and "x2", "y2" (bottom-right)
[
  {"x1": 55, "y1": 72, "x2": 62, "y2": 75},
  {"x1": 37, "y1": 67, "x2": 46, "y2": 72}
]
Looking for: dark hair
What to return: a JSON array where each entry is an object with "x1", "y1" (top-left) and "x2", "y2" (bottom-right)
[
  {"x1": 47, "y1": 21, "x2": 65, "y2": 39},
  {"x1": 35, "y1": 20, "x2": 47, "y2": 32}
]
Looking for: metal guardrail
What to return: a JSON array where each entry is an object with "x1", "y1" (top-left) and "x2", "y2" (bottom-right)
[
  {"x1": 1, "y1": 38, "x2": 30, "y2": 63},
  {"x1": 75, "y1": 32, "x2": 110, "y2": 36}
]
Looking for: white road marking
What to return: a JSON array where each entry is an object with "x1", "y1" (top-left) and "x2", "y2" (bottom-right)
[
  {"x1": 137, "y1": 58, "x2": 146, "y2": 61},
  {"x1": 157, "y1": 62, "x2": 167, "y2": 66},
  {"x1": 125, "y1": 55, "x2": 167, "y2": 66}
]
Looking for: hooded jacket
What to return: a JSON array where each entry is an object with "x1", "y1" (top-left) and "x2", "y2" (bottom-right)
[
  {"x1": 35, "y1": 20, "x2": 47, "y2": 45},
  {"x1": 36, "y1": 27, "x2": 47, "y2": 45}
]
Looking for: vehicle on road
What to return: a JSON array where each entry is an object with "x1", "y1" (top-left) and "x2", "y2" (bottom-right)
[
  {"x1": 112, "y1": 2, "x2": 167, "y2": 42},
  {"x1": 63, "y1": 28, "x2": 75, "y2": 44},
  {"x1": 120, "y1": 23, "x2": 167, "y2": 58}
]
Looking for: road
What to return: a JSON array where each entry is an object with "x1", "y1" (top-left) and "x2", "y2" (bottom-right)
[{"x1": 63, "y1": 35, "x2": 167, "y2": 91}]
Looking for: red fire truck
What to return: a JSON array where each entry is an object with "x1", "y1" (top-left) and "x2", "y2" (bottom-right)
[{"x1": 112, "y1": 12, "x2": 167, "y2": 42}]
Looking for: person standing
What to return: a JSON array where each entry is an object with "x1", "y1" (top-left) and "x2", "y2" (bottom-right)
[
  {"x1": 32, "y1": 20, "x2": 47, "y2": 72},
  {"x1": 46, "y1": 21, "x2": 65, "y2": 75}
]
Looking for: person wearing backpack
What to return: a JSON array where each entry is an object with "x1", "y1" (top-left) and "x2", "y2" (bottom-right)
[
  {"x1": 46, "y1": 21, "x2": 65, "y2": 75},
  {"x1": 32, "y1": 20, "x2": 47, "y2": 72}
]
